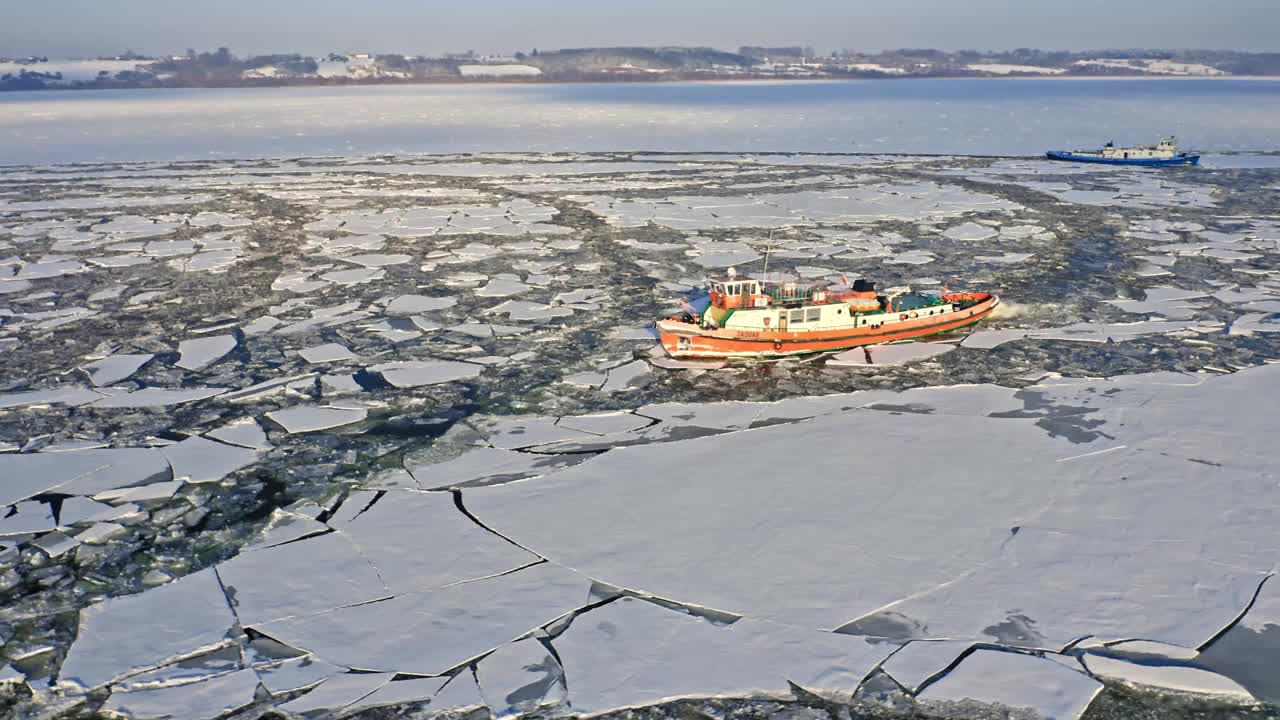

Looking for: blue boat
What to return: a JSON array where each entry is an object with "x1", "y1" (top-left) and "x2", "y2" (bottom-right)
[{"x1": 1046, "y1": 137, "x2": 1200, "y2": 166}]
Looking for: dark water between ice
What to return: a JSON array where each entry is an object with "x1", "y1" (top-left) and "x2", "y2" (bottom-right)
[{"x1": 2, "y1": 78, "x2": 1280, "y2": 164}]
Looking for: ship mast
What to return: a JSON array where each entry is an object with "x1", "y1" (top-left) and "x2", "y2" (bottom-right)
[{"x1": 761, "y1": 228, "x2": 774, "y2": 283}]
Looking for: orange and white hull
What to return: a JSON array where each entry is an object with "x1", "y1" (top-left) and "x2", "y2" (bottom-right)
[{"x1": 658, "y1": 293, "x2": 999, "y2": 359}]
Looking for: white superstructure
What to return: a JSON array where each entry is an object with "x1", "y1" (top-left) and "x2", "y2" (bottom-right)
[{"x1": 1089, "y1": 137, "x2": 1181, "y2": 160}]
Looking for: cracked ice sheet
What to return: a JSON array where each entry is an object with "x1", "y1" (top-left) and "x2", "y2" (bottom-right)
[
  {"x1": 476, "y1": 637, "x2": 565, "y2": 718},
  {"x1": 473, "y1": 416, "x2": 601, "y2": 450},
  {"x1": 246, "y1": 509, "x2": 329, "y2": 550},
  {"x1": 102, "y1": 668, "x2": 260, "y2": 720},
  {"x1": 854, "y1": 447, "x2": 1273, "y2": 651},
  {"x1": 112, "y1": 645, "x2": 241, "y2": 692},
  {"x1": 0, "y1": 386, "x2": 106, "y2": 410},
  {"x1": 256, "y1": 655, "x2": 344, "y2": 695},
  {"x1": 553, "y1": 596, "x2": 889, "y2": 715},
  {"x1": 1196, "y1": 575, "x2": 1280, "y2": 703},
  {"x1": 349, "y1": 675, "x2": 449, "y2": 713},
  {"x1": 59, "y1": 568, "x2": 236, "y2": 690},
  {"x1": 278, "y1": 672, "x2": 394, "y2": 716},
  {"x1": 465, "y1": 408, "x2": 1103, "y2": 630},
  {"x1": 917, "y1": 650, "x2": 1101, "y2": 720},
  {"x1": 407, "y1": 447, "x2": 584, "y2": 489},
  {"x1": 337, "y1": 489, "x2": 539, "y2": 594},
  {"x1": 216, "y1": 531, "x2": 389, "y2": 625},
  {"x1": 252, "y1": 562, "x2": 593, "y2": 676},
  {"x1": 879, "y1": 640, "x2": 974, "y2": 693},
  {"x1": 89, "y1": 387, "x2": 228, "y2": 408},
  {"x1": 961, "y1": 318, "x2": 1210, "y2": 349},
  {"x1": 1080, "y1": 654, "x2": 1255, "y2": 701},
  {"x1": 0, "y1": 447, "x2": 171, "y2": 505}
]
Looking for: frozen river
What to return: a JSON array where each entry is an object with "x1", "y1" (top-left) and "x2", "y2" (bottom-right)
[
  {"x1": 2, "y1": 78, "x2": 1280, "y2": 164},
  {"x1": 2, "y1": 82, "x2": 1280, "y2": 720}
]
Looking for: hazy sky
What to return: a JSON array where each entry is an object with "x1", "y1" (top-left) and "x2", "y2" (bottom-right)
[{"x1": 5, "y1": 0, "x2": 1279, "y2": 58}]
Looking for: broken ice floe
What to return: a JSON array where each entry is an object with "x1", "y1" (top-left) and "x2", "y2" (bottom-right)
[
  {"x1": 174, "y1": 335, "x2": 237, "y2": 371},
  {"x1": 266, "y1": 405, "x2": 368, "y2": 433},
  {"x1": 553, "y1": 596, "x2": 886, "y2": 713},
  {"x1": 251, "y1": 562, "x2": 592, "y2": 676},
  {"x1": 916, "y1": 650, "x2": 1101, "y2": 720},
  {"x1": 1080, "y1": 654, "x2": 1254, "y2": 701},
  {"x1": 369, "y1": 359, "x2": 482, "y2": 387},
  {"x1": 59, "y1": 568, "x2": 235, "y2": 690},
  {"x1": 827, "y1": 342, "x2": 954, "y2": 367},
  {"x1": 79, "y1": 353, "x2": 154, "y2": 386}
]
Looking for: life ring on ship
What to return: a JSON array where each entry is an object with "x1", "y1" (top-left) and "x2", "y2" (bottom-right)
[
  {"x1": 899, "y1": 313, "x2": 908, "y2": 321},
  {"x1": 773, "y1": 341, "x2": 784, "y2": 351}
]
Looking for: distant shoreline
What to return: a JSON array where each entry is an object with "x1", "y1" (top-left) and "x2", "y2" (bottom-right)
[{"x1": 5, "y1": 73, "x2": 1279, "y2": 94}]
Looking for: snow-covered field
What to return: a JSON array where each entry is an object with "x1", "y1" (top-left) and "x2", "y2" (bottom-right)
[
  {"x1": 967, "y1": 63, "x2": 1068, "y2": 75},
  {"x1": 1073, "y1": 58, "x2": 1229, "y2": 76},
  {"x1": 1, "y1": 152, "x2": 1279, "y2": 719},
  {"x1": 458, "y1": 64, "x2": 542, "y2": 78},
  {"x1": 842, "y1": 63, "x2": 908, "y2": 74}
]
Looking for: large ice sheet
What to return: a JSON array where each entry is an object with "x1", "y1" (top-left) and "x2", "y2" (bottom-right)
[
  {"x1": 466, "y1": 410, "x2": 1097, "y2": 629},
  {"x1": 216, "y1": 531, "x2": 389, "y2": 625},
  {"x1": 101, "y1": 668, "x2": 260, "y2": 720},
  {"x1": 0, "y1": 448, "x2": 171, "y2": 505},
  {"x1": 553, "y1": 597, "x2": 889, "y2": 714},
  {"x1": 846, "y1": 449, "x2": 1272, "y2": 650},
  {"x1": 59, "y1": 568, "x2": 236, "y2": 690},
  {"x1": 407, "y1": 447, "x2": 581, "y2": 489},
  {"x1": 340, "y1": 490, "x2": 539, "y2": 593},
  {"x1": 879, "y1": 640, "x2": 973, "y2": 693},
  {"x1": 251, "y1": 562, "x2": 592, "y2": 675}
]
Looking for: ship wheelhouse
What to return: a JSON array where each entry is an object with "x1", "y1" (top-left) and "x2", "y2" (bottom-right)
[{"x1": 708, "y1": 279, "x2": 769, "y2": 310}]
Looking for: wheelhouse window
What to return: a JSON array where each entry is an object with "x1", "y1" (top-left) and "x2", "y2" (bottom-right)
[
  {"x1": 789, "y1": 309, "x2": 805, "y2": 324},
  {"x1": 805, "y1": 308, "x2": 821, "y2": 323}
]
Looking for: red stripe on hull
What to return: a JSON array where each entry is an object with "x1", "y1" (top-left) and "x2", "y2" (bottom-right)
[{"x1": 659, "y1": 296, "x2": 998, "y2": 359}]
